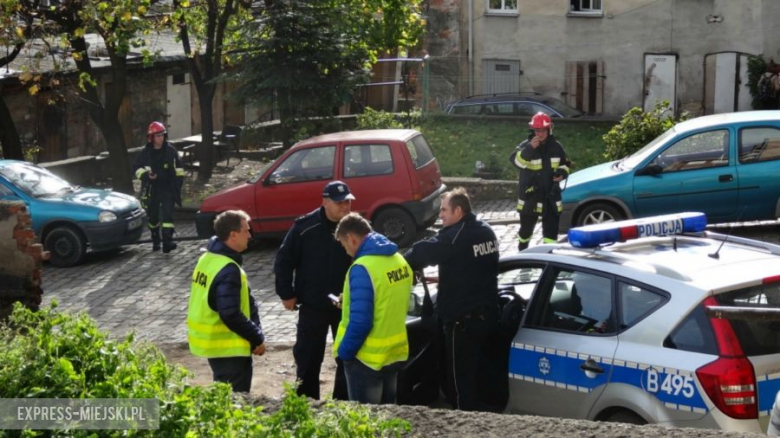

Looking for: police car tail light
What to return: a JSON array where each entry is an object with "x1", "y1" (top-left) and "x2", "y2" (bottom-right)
[
  {"x1": 696, "y1": 297, "x2": 757, "y2": 420},
  {"x1": 568, "y1": 212, "x2": 707, "y2": 248}
]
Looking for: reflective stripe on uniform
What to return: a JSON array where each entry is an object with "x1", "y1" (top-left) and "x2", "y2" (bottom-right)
[
  {"x1": 542, "y1": 237, "x2": 557, "y2": 244},
  {"x1": 518, "y1": 236, "x2": 532, "y2": 243},
  {"x1": 556, "y1": 201, "x2": 563, "y2": 212},
  {"x1": 514, "y1": 155, "x2": 543, "y2": 171},
  {"x1": 135, "y1": 166, "x2": 151, "y2": 180},
  {"x1": 175, "y1": 167, "x2": 185, "y2": 177},
  {"x1": 162, "y1": 222, "x2": 175, "y2": 228},
  {"x1": 148, "y1": 222, "x2": 160, "y2": 229},
  {"x1": 535, "y1": 203, "x2": 543, "y2": 213},
  {"x1": 516, "y1": 199, "x2": 525, "y2": 211}
]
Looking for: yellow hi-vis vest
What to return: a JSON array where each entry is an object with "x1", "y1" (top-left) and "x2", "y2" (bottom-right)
[
  {"x1": 187, "y1": 252, "x2": 251, "y2": 358},
  {"x1": 333, "y1": 253, "x2": 412, "y2": 371}
]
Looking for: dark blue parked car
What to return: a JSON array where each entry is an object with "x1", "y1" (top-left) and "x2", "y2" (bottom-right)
[
  {"x1": 0, "y1": 160, "x2": 146, "y2": 267},
  {"x1": 561, "y1": 111, "x2": 780, "y2": 231}
]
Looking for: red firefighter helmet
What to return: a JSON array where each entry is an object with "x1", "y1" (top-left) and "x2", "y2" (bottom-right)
[
  {"x1": 147, "y1": 121, "x2": 167, "y2": 141},
  {"x1": 528, "y1": 112, "x2": 553, "y2": 130}
]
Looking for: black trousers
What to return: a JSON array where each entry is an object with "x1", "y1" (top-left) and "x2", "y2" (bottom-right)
[
  {"x1": 518, "y1": 198, "x2": 560, "y2": 244},
  {"x1": 443, "y1": 312, "x2": 498, "y2": 411},
  {"x1": 293, "y1": 305, "x2": 348, "y2": 400},
  {"x1": 147, "y1": 188, "x2": 175, "y2": 230},
  {"x1": 208, "y1": 356, "x2": 253, "y2": 393}
]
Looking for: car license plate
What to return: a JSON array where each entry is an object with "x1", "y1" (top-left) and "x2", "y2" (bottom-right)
[{"x1": 127, "y1": 217, "x2": 143, "y2": 230}]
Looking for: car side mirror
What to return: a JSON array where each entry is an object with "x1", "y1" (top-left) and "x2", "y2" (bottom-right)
[{"x1": 636, "y1": 164, "x2": 663, "y2": 176}]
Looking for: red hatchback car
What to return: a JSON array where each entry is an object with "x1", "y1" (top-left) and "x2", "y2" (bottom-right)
[{"x1": 195, "y1": 129, "x2": 445, "y2": 246}]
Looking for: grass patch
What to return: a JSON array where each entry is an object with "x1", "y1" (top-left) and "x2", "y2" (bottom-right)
[{"x1": 418, "y1": 117, "x2": 615, "y2": 180}]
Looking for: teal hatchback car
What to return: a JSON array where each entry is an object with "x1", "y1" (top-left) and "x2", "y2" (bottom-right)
[
  {"x1": 0, "y1": 160, "x2": 147, "y2": 267},
  {"x1": 561, "y1": 111, "x2": 780, "y2": 231}
]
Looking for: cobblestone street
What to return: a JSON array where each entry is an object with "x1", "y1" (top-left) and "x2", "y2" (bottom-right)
[{"x1": 41, "y1": 199, "x2": 780, "y2": 346}]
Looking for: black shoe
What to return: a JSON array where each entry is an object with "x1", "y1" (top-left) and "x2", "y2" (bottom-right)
[
  {"x1": 151, "y1": 228, "x2": 161, "y2": 251},
  {"x1": 162, "y1": 242, "x2": 177, "y2": 253},
  {"x1": 518, "y1": 241, "x2": 529, "y2": 252}
]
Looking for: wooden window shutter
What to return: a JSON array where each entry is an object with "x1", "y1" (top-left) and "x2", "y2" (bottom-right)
[{"x1": 564, "y1": 59, "x2": 604, "y2": 115}]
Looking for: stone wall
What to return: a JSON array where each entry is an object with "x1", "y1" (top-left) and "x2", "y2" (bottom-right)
[
  {"x1": 443, "y1": 177, "x2": 515, "y2": 201},
  {"x1": 0, "y1": 202, "x2": 48, "y2": 319}
]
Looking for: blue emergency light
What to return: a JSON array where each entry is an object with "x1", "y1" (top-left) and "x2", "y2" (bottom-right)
[{"x1": 568, "y1": 212, "x2": 708, "y2": 248}]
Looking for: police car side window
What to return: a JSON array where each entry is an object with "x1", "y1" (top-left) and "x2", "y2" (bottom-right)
[
  {"x1": 532, "y1": 269, "x2": 616, "y2": 335},
  {"x1": 663, "y1": 306, "x2": 717, "y2": 355},
  {"x1": 617, "y1": 282, "x2": 667, "y2": 329}
]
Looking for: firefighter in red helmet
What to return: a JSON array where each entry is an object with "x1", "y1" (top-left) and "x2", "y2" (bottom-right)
[
  {"x1": 508, "y1": 112, "x2": 570, "y2": 251},
  {"x1": 132, "y1": 121, "x2": 184, "y2": 253}
]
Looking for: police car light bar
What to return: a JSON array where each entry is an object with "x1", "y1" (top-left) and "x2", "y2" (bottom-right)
[{"x1": 568, "y1": 212, "x2": 708, "y2": 248}]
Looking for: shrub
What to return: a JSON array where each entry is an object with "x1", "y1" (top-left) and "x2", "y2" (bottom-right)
[
  {"x1": 0, "y1": 303, "x2": 410, "y2": 437},
  {"x1": 747, "y1": 55, "x2": 770, "y2": 110},
  {"x1": 357, "y1": 108, "x2": 422, "y2": 130},
  {"x1": 357, "y1": 108, "x2": 403, "y2": 129},
  {"x1": 602, "y1": 101, "x2": 690, "y2": 162}
]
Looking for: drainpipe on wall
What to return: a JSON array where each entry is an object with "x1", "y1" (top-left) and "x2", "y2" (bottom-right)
[{"x1": 468, "y1": 0, "x2": 474, "y2": 96}]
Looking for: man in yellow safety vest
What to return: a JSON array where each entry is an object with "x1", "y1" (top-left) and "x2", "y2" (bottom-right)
[
  {"x1": 332, "y1": 213, "x2": 412, "y2": 404},
  {"x1": 187, "y1": 210, "x2": 265, "y2": 392}
]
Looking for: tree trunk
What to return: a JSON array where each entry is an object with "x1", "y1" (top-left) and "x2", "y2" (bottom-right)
[
  {"x1": 69, "y1": 37, "x2": 133, "y2": 194},
  {"x1": 196, "y1": 84, "x2": 216, "y2": 182},
  {"x1": 101, "y1": 117, "x2": 132, "y2": 193},
  {"x1": 0, "y1": 95, "x2": 24, "y2": 160}
]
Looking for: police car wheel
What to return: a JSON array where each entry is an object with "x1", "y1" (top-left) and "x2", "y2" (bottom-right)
[
  {"x1": 374, "y1": 208, "x2": 417, "y2": 248},
  {"x1": 576, "y1": 203, "x2": 624, "y2": 227},
  {"x1": 45, "y1": 226, "x2": 87, "y2": 267},
  {"x1": 604, "y1": 410, "x2": 646, "y2": 425}
]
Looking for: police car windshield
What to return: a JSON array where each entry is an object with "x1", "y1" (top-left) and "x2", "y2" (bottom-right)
[{"x1": 618, "y1": 128, "x2": 677, "y2": 170}]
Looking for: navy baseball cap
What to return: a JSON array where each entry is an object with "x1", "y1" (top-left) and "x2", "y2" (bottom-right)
[{"x1": 322, "y1": 181, "x2": 355, "y2": 201}]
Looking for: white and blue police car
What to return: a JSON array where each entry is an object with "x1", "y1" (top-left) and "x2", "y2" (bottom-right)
[{"x1": 498, "y1": 212, "x2": 780, "y2": 432}]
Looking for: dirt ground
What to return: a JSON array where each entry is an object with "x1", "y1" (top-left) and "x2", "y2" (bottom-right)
[{"x1": 160, "y1": 341, "x2": 339, "y2": 400}]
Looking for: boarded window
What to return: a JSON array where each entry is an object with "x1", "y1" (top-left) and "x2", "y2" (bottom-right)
[{"x1": 564, "y1": 60, "x2": 604, "y2": 115}]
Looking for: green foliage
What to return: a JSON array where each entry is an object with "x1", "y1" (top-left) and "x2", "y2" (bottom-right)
[
  {"x1": 232, "y1": 0, "x2": 424, "y2": 146},
  {"x1": 0, "y1": 303, "x2": 411, "y2": 437},
  {"x1": 357, "y1": 108, "x2": 422, "y2": 130},
  {"x1": 21, "y1": 141, "x2": 41, "y2": 163},
  {"x1": 419, "y1": 117, "x2": 612, "y2": 180},
  {"x1": 602, "y1": 101, "x2": 689, "y2": 162},
  {"x1": 357, "y1": 108, "x2": 404, "y2": 129},
  {"x1": 747, "y1": 55, "x2": 771, "y2": 110}
]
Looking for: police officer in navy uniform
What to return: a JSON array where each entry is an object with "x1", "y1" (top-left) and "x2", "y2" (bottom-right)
[
  {"x1": 273, "y1": 181, "x2": 353, "y2": 400},
  {"x1": 403, "y1": 187, "x2": 500, "y2": 411},
  {"x1": 132, "y1": 121, "x2": 184, "y2": 253}
]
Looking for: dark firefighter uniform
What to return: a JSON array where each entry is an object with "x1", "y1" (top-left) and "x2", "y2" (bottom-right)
[
  {"x1": 273, "y1": 207, "x2": 350, "y2": 400},
  {"x1": 132, "y1": 142, "x2": 184, "y2": 253},
  {"x1": 403, "y1": 212, "x2": 500, "y2": 411},
  {"x1": 509, "y1": 133, "x2": 570, "y2": 250}
]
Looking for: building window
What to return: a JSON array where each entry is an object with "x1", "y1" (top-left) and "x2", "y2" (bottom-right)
[
  {"x1": 570, "y1": 0, "x2": 602, "y2": 14},
  {"x1": 487, "y1": 0, "x2": 517, "y2": 13}
]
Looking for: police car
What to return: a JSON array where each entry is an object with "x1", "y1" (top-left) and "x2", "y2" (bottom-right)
[{"x1": 403, "y1": 212, "x2": 780, "y2": 432}]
